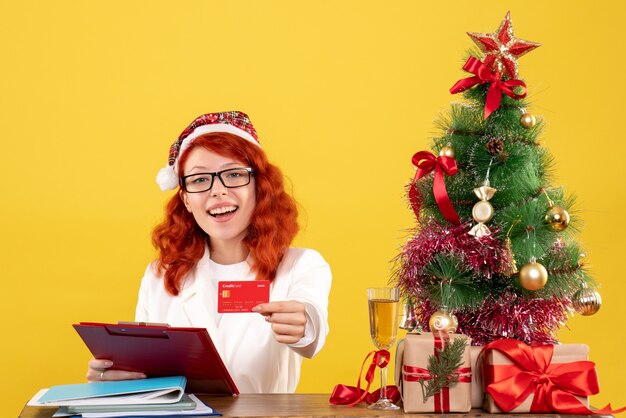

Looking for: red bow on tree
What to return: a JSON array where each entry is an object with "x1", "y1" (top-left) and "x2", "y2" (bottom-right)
[
  {"x1": 409, "y1": 151, "x2": 460, "y2": 225},
  {"x1": 482, "y1": 339, "x2": 626, "y2": 415},
  {"x1": 450, "y1": 57, "x2": 527, "y2": 119}
]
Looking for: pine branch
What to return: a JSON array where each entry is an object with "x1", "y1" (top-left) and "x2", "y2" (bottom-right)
[
  {"x1": 419, "y1": 337, "x2": 468, "y2": 402},
  {"x1": 425, "y1": 254, "x2": 487, "y2": 309}
]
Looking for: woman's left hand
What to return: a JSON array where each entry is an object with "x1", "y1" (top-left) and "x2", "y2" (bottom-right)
[{"x1": 252, "y1": 301, "x2": 306, "y2": 344}]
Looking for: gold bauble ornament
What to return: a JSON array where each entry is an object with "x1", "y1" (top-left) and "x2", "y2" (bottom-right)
[
  {"x1": 520, "y1": 113, "x2": 536, "y2": 128},
  {"x1": 439, "y1": 145, "x2": 455, "y2": 159},
  {"x1": 519, "y1": 259, "x2": 548, "y2": 291},
  {"x1": 429, "y1": 310, "x2": 458, "y2": 334},
  {"x1": 572, "y1": 288, "x2": 602, "y2": 316},
  {"x1": 544, "y1": 205, "x2": 570, "y2": 231}
]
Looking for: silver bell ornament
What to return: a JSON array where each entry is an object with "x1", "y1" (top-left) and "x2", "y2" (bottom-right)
[{"x1": 400, "y1": 301, "x2": 418, "y2": 331}]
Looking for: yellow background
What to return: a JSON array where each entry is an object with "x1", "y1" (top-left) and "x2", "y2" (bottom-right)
[{"x1": 1, "y1": 1, "x2": 624, "y2": 415}]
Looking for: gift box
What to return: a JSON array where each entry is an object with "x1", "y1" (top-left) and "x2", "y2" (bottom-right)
[
  {"x1": 481, "y1": 339, "x2": 597, "y2": 414},
  {"x1": 395, "y1": 332, "x2": 472, "y2": 413},
  {"x1": 469, "y1": 345, "x2": 484, "y2": 409}
]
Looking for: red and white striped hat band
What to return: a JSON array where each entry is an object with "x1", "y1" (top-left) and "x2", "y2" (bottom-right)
[{"x1": 156, "y1": 111, "x2": 260, "y2": 191}]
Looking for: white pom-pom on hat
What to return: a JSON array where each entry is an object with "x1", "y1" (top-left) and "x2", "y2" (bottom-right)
[{"x1": 156, "y1": 165, "x2": 179, "y2": 191}]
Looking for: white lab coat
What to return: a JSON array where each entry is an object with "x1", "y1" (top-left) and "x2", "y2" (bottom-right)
[{"x1": 135, "y1": 247, "x2": 331, "y2": 393}]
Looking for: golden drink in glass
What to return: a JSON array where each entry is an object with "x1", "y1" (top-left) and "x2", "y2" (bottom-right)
[
  {"x1": 367, "y1": 287, "x2": 400, "y2": 410},
  {"x1": 368, "y1": 299, "x2": 399, "y2": 350}
]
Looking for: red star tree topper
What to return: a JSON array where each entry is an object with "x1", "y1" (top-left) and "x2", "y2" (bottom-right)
[{"x1": 467, "y1": 11, "x2": 540, "y2": 78}]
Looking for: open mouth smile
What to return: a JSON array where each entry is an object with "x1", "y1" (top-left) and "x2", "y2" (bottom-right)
[{"x1": 208, "y1": 205, "x2": 238, "y2": 218}]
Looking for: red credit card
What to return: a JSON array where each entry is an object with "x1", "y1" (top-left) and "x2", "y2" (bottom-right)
[{"x1": 217, "y1": 280, "x2": 270, "y2": 313}]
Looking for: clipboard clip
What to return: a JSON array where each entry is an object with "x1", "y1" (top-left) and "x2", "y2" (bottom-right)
[
  {"x1": 104, "y1": 322, "x2": 171, "y2": 338},
  {"x1": 117, "y1": 321, "x2": 171, "y2": 327}
]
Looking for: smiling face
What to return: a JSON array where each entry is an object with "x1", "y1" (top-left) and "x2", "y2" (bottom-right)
[{"x1": 180, "y1": 146, "x2": 256, "y2": 254}]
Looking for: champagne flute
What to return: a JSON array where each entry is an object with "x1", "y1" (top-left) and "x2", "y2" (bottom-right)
[{"x1": 367, "y1": 287, "x2": 400, "y2": 410}]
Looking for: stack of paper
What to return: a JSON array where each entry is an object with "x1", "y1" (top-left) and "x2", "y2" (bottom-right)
[{"x1": 28, "y1": 376, "x2": 220, "y2": 417}]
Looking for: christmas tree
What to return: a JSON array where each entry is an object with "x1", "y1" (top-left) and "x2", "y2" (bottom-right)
[{"x1": 394, "y1": 12, "x2": 601, "y2": 346}]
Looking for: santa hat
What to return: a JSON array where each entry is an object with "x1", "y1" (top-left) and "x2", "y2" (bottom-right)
[{"x1": 156, "y1": 111, "x2": 260, "y2": 191}]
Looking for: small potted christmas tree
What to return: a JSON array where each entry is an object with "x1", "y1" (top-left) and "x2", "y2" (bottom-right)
[
  {"x1": 392, "y1": 13, "x2": 622, "y2": 415},
  {"x1": 395, "y1": 11, "x2": 600, "y2": 346}
]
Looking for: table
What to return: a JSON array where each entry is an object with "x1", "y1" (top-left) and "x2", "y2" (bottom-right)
[{"x1": 18, "y1": 394, "x2": 609, "y2": 417}]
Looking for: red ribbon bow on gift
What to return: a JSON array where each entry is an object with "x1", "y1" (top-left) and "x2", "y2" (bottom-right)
[
  {"x1": 449, "y1": 56, "x2": 527, "y2": 119},
  {"x1": 409, "y1": 151, "x2": 460, "y2": 225},
  {"x1": 482, "y1": 339, "x2": 626, "y2": 415},
  {"x1": 329, "y1": 350, "x2": 401, "y2": 406}
]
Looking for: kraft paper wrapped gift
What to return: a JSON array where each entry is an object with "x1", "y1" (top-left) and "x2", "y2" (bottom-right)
[
  {"x1": 481, "y1": 339, "x2": 592, "y2": 413},
  {"x1": 469, "y1": 345, "x2": 484, "y2": 408},
  {"x1": 395, "y1": 332, "x2": 472, "y2": 413}
]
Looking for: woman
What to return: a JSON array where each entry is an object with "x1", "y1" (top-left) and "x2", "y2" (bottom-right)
[{"x1": 86, "y1": 111, "x2": 332, "y2": 393}]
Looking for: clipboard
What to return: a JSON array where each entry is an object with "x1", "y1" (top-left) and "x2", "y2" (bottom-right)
[{"x1": 73, "y1": 322, "x2": 239, "y2": 395}]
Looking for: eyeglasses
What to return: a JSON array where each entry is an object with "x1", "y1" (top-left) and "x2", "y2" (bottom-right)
[{"x1": 181, "y1": 167, "x2": 254, "y2": 193}]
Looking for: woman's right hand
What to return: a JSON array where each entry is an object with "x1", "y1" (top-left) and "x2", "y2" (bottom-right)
[{"x1": 86, "y1": 358, "x2": 147, "y2": 382}]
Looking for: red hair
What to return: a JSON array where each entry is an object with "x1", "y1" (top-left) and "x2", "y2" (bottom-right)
[{"x1": 152, "y1": 133, "x2": 299, "y2": 296}]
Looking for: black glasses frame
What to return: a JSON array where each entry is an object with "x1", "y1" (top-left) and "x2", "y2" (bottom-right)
[{"x1": 180, "y1": 167, "x2": 254, "y2": 193}]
